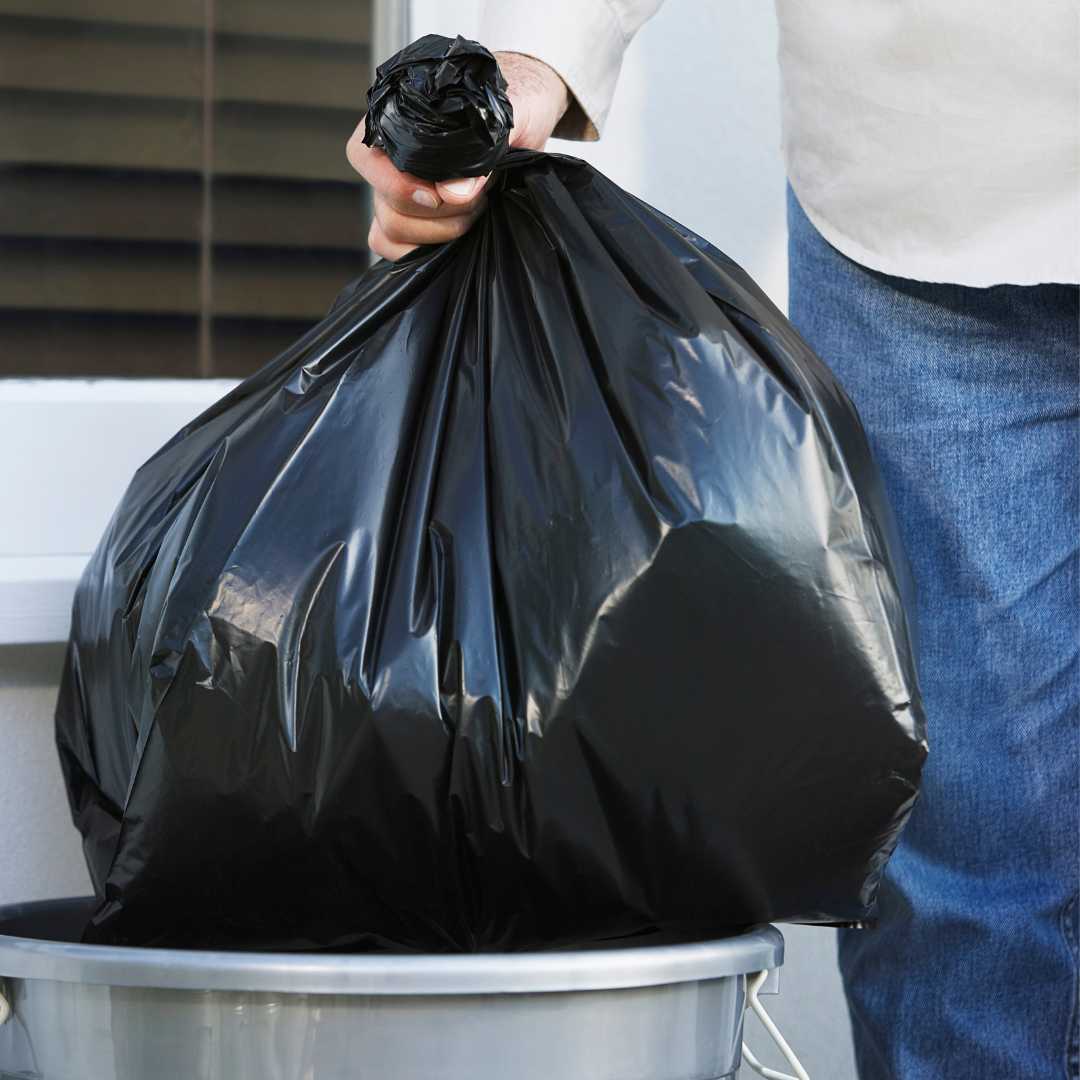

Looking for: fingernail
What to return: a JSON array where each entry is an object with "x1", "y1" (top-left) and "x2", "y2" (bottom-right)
[
  {"x1": 441, "y1": 177, "x2": 480, "y2": 197},
  {"x1": 411, "y1": 189, "x2": 438, "y2": 208}
]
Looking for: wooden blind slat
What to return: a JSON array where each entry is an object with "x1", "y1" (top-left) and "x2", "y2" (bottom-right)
[
  {"x1": 215, "y1": 37, "x2": 369, "y2": 111},
  {"x1": 0, "y1": 0, "x2": 373, "y2": 377},
  {"x1": 0, "y1": 0, "x2": 369, "y2": 44},
  {"x1": 0, "y1": 311, "x2": 317, "y2": 379},
  {"x1": 0, "y1": 241, "x2": 199, "y2": 313},
  {"x1": 0, "y1": 18, "x2": 368, "y2": 111},
  {"x1": 0, "y1": 19, "x2": 204, "y2": 100},
  {"x1": 0, "y1": 311, "x2": 204, "y2": 378},
  {"x1": 0, "y1": 170, "x2": 366, "y2": 248},
  {"x1": 0, "y1": 0, "x2": 201, "y2": 32},
  {"x1": 0, "y1": 92, "x2": 362, "y2": 182},
  {"x1": 0, "y1": 90, "x2": 202, "y2": 171},
  {"x1": 0, "y1": 241, "x2": 364, "y2": 318},
  {"x1": 212, "y1": 179, "x2": 366, "y2": 248},
  {"x1": 215, "y1": 249, "x2": 365, "y2": 318},
  {"x1": 214, "y1": 103, "x2": 361, "y2": 182},
  {"x1": 217, "y1": 0, "x2": 369, "y2": 44},
  {"x1": 0, "y1": 170, "x2": 200, "y2": 242}
]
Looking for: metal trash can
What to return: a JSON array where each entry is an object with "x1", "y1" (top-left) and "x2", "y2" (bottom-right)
[{"x1": 0, "y1": 897, "x2": 783, "y2": 1080}]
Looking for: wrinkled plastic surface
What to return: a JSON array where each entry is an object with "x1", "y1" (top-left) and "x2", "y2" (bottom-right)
[
  {"x1": 56, "y1": 149, "x2": 928, "y2": 951},
  {"x1": 56, "y1": 57, "x2": 926, "y2": 951},
  {"x1": 363, "y1": 35, "x2": 512, "y2": 181}
]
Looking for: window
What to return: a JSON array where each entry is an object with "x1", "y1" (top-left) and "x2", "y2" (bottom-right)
[{"x1": 0, "y1": 0, "x2": 374, "y2": 378}]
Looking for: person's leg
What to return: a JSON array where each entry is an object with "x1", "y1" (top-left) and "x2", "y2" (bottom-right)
[{"x1": 786, "y1": 185, "x2": 1080, "y2": 1080}]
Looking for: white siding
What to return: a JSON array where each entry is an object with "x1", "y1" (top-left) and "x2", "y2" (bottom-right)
[{"x1": 0, "y1": 378, "x2": 238, "y2": 643}]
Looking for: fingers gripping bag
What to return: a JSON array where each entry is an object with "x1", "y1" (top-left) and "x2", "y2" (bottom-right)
[{"x1": 56, "y1": 36, "x2": 927, "y2": 952}]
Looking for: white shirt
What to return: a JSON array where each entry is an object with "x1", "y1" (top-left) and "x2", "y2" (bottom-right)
[{"x1": 479, "y1": 0, "x2": 1079, "y2": 287}]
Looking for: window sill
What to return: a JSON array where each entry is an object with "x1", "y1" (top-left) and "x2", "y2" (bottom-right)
[
  {"x1": 0, "y1": 555, "x2": 90, "y2": 645},
  {"x1": 0, "y1": 378, "x2": 238, "y2": 645}
]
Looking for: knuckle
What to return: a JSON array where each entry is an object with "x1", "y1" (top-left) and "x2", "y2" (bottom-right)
[
  {"x1": 439, "y1": 217, "x2": 470, "y2": 240},
  {"x1": 385, "y1": 176, "x2": 439, "y2": 214},
  {"x1": 346, "y1": 137, "x2": 378, "y2": 179},
  {"x1": 383, "y1": 172, "x2": 418, "y2": 204},
  {"x1": 368, "y1": 223, "x2": 391, "y2": 261},
  {"x1": 384, "y1": 190, "x2": 433, "y2": 218},
  {"x1": 377, "y1": 211, "x2": 417, "y2": 245},
  {"x1": 374, "y1": 198, "x2": 484, "y2": 247}
]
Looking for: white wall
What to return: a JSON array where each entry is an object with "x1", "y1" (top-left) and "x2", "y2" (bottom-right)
[
  {"x1": 0, "y1": 643, "x2": 91, "y2": 905},
  {"x1": 0, "y1": 381, "x2": 239, "y2": 909},
  {"x1": 411, "y1": 0, "x2": 789, "y2": 311},
  {"x1": 0, "y1": 379, "x2": 240, "y2": 644}
]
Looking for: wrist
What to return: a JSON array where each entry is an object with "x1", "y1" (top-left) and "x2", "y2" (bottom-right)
[{"x1": 494, "y1": 51, "x2": 570, "y2": 150}]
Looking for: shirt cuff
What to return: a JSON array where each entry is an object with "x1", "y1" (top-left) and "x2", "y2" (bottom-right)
[{"x1": 479, "y1": 0, "x2": 642, "y2": 140}]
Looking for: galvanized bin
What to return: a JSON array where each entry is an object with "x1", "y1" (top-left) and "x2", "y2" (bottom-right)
[{"x1": 0, "y1": 898, "x2": 783, "y2": 1080}]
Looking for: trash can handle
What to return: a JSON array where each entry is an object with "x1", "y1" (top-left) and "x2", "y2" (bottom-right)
[{"x1": 741, "y1": 969, "x2": 811, "y2": 1080}]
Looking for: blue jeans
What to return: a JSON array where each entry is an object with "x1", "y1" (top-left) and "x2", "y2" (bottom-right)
[{"x1": 786, "y1": 187, "x2": 1080, "y2": 1080}]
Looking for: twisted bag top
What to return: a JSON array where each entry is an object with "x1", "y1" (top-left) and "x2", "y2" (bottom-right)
[
  {"x1": 363, "y1": 34, "x2": 513, "y2": 180},
  {"x1": 56, "y1": 40, "x2": 926, "y2": 952}
]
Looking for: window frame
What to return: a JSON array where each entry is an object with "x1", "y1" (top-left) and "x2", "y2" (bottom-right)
[{"x1": 0, "y1": 0, "x2": 407, "y2": 645}]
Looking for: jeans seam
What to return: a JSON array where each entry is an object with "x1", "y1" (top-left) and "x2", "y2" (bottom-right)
[{"x1": 1063, "y1": 891, "x2": 1079, "y2": 1080}]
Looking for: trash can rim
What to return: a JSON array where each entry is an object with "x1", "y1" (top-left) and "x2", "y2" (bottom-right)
[{"x1": 0, "y1": 897, "x2": 783, "y2": 996}]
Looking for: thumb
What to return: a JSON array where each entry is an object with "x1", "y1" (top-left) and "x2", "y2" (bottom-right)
[{"x1": 435, "y1": 175, "x2": 489, "y2": 204}]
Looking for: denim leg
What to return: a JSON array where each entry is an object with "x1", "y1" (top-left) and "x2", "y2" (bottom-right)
[{"x1": 786, "y1": 185, "x2": 1080, "y2": 1080}]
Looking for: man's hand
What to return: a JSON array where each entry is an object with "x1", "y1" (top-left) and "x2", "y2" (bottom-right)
[{"x1": 347, "y1": 52, "x2": 570, "y2": 261}]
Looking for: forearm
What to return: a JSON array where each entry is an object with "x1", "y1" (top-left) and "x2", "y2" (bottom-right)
[
  {"x1": 480, "y1": 0, "x2": 666, "y2": 139},
  {"x1": 496, "y1": 52, "x2": 570, "y2": 150}
]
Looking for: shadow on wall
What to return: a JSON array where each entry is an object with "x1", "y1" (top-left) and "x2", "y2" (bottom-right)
[
  {"x1": 0, "y1": 642, "x2": 93, "y2": 907},
  {"x1": 547, "y1": 0, "x2": 789, "y2": 312},
  {"x1": 410, "y1": 0, "x2": 790, "y2": 313}
]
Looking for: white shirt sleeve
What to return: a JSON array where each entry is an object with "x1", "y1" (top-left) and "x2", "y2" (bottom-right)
[{"x1": 479, "y1": 0, "x2": 665, "y2": 140}]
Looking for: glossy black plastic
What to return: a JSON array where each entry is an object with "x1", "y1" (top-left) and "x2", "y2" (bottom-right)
[
  {"x1": 362, "y1": 35, "x2": 512, "y2": 181},
  {"x1": 56, "y1": 146, "x2": 927, "y2": 952}
]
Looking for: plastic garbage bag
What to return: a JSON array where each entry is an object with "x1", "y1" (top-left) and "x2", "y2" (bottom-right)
[
  {"x1": 56, "y1": 38, "x2": 927, "y2": 952},
  {"x1": 363, "y1": 34, "x2": 513, "y2": 180}
]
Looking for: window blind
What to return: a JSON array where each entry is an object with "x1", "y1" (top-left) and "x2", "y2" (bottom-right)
[{"x1": 0, "y1": 0, "x2": 372, "y2": 377}]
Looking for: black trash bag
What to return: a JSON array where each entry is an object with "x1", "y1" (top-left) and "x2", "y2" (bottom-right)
[
  {"x1": 363, "y1": 34, "x2": 513, "y2": 180},
  {"x1": 56, "y1": 39, "x2": 927, "y2": 953}
]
